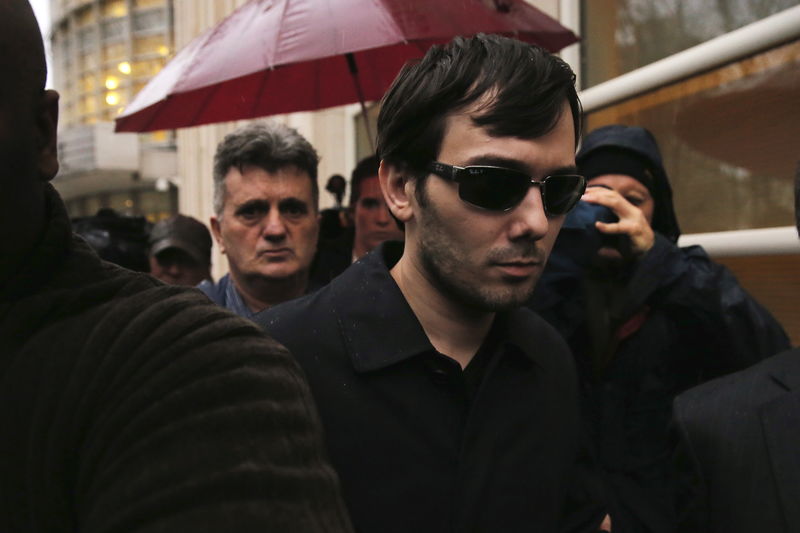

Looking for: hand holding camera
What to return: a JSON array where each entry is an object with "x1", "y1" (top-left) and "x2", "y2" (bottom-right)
[{"x1": 581, "y1": 184, "x2": 655, "y2": 257}]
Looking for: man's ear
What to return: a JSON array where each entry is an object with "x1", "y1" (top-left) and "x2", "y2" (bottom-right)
[
  {"x1": 36, "y1": 90, "x2": 59, "y2": 182},
  {"x1": 378, "y1": 160, "x2": 415, "y2": 224},
  {"x1": 209, "y1": 216, "x2": 226, "y2": 254}
]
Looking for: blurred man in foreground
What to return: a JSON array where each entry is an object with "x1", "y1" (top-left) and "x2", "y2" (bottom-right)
[
  {"x1": 0, "y1": 3, "x2": 352, "y2": 531},
  {"x1": 200, "y1": 122, "x2": 321, "y2": 319}
]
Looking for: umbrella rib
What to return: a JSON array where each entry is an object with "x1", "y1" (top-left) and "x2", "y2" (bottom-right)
[
  {"x1": 138, "y1": 98, "x2": 166, "y2": 132},
  {"x1": 189, "y1": 82, "x2": 225, "y2": 127},
  {"x1": 264, "y1": 0, "x2": 293, "y2": 69},
  {"x1": 250, "y1": 68, "x2": 271, "y2": 118}
]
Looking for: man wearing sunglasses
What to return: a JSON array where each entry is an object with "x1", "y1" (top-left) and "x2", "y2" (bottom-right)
[{"x1": 259, "y1": 35, "x2": 605, "y2": 533}]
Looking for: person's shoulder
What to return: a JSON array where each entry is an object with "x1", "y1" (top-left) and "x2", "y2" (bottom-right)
[
  {"x1": 258, "y1": 281, "x2": 337, "y2": 339},
  {"x1": 677, "y1": 348, "x2": 800, "y2": 419},
  {"x1": 61, "y1": 256, "x2": 278, "y2": 356},
  {"x1": 196, "y1": 275, "x2": 227, "y2": 305}
]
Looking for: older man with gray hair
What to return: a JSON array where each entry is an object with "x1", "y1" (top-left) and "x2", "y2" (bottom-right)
[{"x1": 200, "y1": 122, "x2": 321, "y2": 319}]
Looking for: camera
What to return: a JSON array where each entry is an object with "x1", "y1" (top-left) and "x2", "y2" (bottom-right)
[{"x1": 563, "y1": 200, "x2": 627, "y2": 252}]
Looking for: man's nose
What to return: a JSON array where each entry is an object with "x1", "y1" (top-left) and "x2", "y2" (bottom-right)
[
  {"x1": 262, "y1": 210, "x2": 287, "y2": 241},
  {"x1": 508, "y1": 186, "x2": 549, "y2": 240}
]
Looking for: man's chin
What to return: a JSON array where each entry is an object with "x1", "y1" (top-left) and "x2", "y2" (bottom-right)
[{"x1": 243, "y1": 265, "x2": 302, "y2": 283}]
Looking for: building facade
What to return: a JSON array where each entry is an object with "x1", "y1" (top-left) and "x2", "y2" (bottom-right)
[{"x1": 50, "y1": 0, "x2": 178, "y2": 221}]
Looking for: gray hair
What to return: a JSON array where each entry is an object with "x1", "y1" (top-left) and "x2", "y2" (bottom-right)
[{"x1": 212, "y1": 121, "x2": 320, "y2": 216}]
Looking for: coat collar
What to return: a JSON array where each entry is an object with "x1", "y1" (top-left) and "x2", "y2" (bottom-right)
[
  {"x1": 766, "y1": 349, "x2": 800, "y2": 391},
  {"x1": 328, "y1": 242, "x2": 542, "y2": 373}
]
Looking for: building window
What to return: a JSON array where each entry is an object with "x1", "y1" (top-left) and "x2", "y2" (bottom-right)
[
  {"x1": 78, "y1": 27, "x2": 97, "y2": 53},
  {"x1": 76, "y1": 7, "x2": 96, "y2": 27},
  {"x1": 103, "y1": 0, "x2": 128, "y2": 19},
  {"x1": 135, "y1": 0, "x2": 166, "y2": 9},
  {"x1": 102, "y1": 18, "x2": 126, "y2": 42},
  {"x1": 81, "y1": 74, "x2": 96, "y2": 92},
  {"x1": 81, "y1": 95, "x2": 98, "y2": 115},
  {"x1": 581, "y1": 0, "x2": 798, "y2": 89},
  {"x1": 132, "y1": 58, "x2": 165, "y2": 79},
  {"x1": 81, "y1": 51, "x2": 100, "y2": 72},
  {"x1": 105, "y1": 42, "x2": 127, "y2": 62},
  {"x1": 585, "y1": 40, "x2": 800, "y2": 234},
  {"x1": 134, "y1": 35, "x2": 166, "y2": 56},
  {"x1": 133, "y1": 9, "x2": 166, "y2": 34}
]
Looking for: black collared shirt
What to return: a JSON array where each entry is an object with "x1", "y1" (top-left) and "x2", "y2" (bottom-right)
[{"x1": 259, "y1": 242, "x2": 586, "y2": 533}]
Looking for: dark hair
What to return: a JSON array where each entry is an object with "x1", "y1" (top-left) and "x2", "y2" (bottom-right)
[
  {"x1": 349, "y1": 155, "x2": 380, "y2": 207},
  {"x1": 377, "y1": 34, "x2": 581, "y2": 185},
  {"x1": 213, "y1": 121, "x2": 319, "y2": 215}
]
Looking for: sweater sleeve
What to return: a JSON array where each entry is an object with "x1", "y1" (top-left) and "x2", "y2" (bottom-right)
[
  {"x1": 626, "y1": 233, "x2": 790, "y2": 374},
  {"x1": 34, "y1": 286, "x2": 353, "y2": 533}
]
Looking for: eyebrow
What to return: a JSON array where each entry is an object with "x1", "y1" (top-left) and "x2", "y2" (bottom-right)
[
  {"x1": 234, "y1": 199, "x2": 270, "y2": 214},
  {"x1": 278, "y1": 197, "x2": 310, "y2": 211},
  {"x1": 461, "y1": 155, "x2": 578, "y2": 177}
]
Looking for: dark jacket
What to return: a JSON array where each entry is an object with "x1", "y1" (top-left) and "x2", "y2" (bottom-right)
[
  {"x1": 0, "y1": 185, "x2": 353, "y2": 533},
  {"x1": 258, "y1": 242, "x2": 600, "y2": 533},
  {"x1": 531, "y1": 125, "x2": 790, "y2": 533},
  {"x1": 673, "y1": 348, "x2": 800, "y2": 533},
  {"x1": 534, "y1": 226, "x2": 789, "y2": 532}
]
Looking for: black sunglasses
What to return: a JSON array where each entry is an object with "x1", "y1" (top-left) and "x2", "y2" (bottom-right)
[{"x1": 427, "y1": 162, "x2": 586, "y2": 215}]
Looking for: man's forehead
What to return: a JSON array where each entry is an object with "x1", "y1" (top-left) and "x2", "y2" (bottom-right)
[
  {"x1": 225, "y1": 165, "x2": 315, "y2": 201},
  {"x1": 357, "y1": 175, "x2": 381, "y2": 196},
  {"x1": 435, "y1": 111, "x2": 576, "y2": 183}
]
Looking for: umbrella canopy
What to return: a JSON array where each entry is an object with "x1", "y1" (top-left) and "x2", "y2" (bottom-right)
[{"x1": 115, "y1": 0, "x2": 578, "y2": 133}]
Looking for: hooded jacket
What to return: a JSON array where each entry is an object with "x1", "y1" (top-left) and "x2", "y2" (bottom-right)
[
  {"x1": 531, "y1": 125, "x2": 789, "y2": 533},
  {"x1": 576, "y1": 124, "x2": 680, "y2": 243}
]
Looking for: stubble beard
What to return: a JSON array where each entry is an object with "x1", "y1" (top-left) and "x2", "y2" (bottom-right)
[{"x1": 416, "y1": 200, "x2": 540, "y2": 313}]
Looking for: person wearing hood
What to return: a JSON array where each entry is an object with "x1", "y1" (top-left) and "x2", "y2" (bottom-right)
[{"x1": 530, "y1": 125, "x2": 790, "y2": 533}]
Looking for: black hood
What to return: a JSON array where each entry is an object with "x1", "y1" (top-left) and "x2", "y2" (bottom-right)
[{"x1": 577, "y1": 125, "x2": 681, "y2": 243}]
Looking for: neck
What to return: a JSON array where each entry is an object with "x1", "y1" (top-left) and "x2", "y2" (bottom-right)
[
  {"x1": 390, "y1": 248, "x2": 494, "y2": 369},
  {"x1": 230, "y1": 269, "x2": 309, "y2": 313},
  {"x1": 352, "y1": 235, "x2": 369, "y2": 261},
  {"x1": 2, "y1": 185, "x2": 47, "y2": 286}
]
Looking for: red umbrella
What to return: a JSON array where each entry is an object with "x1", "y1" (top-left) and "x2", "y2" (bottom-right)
[{"x1": 115, "y1": 0, "x2": 578, "y2": 133}]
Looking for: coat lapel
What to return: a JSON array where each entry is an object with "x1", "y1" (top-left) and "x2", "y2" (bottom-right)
[{"x1": 760, "y1": 351, "x2": 800, "y2": 533}]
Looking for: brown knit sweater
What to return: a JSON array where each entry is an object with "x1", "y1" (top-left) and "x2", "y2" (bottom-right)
[{"x1": 0, "y1": 186, "x2": 353, "y2": 533}]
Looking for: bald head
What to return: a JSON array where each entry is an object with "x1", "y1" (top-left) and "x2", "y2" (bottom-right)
[
  {"x1": 0, "y1": 0, "x2": 47, "y2": 102},
  {"x1": 0, "y1": 0, "x2": 59, "y2": 285}
]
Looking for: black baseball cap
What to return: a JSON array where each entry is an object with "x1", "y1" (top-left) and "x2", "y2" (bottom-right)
[{"x1": 149, "y1": 215, "x2": 212, "y2": 266}]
